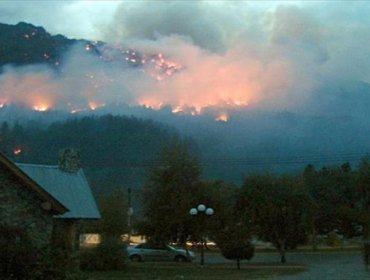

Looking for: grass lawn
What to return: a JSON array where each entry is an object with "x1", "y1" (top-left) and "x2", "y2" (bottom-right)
[{"x1": 87, "y1": 262, "x2": 306, "y2": 280}]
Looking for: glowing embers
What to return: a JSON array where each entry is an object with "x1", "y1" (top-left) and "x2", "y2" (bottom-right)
[
  {"x1": 171, "y1": 106, "x2": 183, "y2": 114},
  {"x1": 13, "y1": 148, "x2": 22, "y2": 155},
  {"x1": 88, "y1": 101, "x2": 105, "y2": 111},
  {"x1": 149, "y1": 53, "x2": 182, "y2": 82},
  {"x1": 121, "y1": 49, "x2": 182, "y2": 81},
  {"x1": 68, "y1": 101, "x2": 106, "y2": 114},
  {"x1": 31, "y1": 97, "x2": 52, "y2": 111},
  {"x1": 138, "y1": 98, "x2": 163, "y2": 110},
  {"x1": 170, "y1": 105, "x2": 202, "y2": 116},
  {"x1": 32, "y1": 104, "x2": 49, "y2": 112},
  {"x1": 70, "y1": 108, "x2": 85, "y2": 114},
  {"x1": 215, "y1": 113, "x2": 229, "y2": 122},
  {"x1": 0, "y1": 99, "x2": 6, "y2": 108},
  {"x1": 23, "y1": 30, "x2": 37, "y2": 40},
  {"x1": 152, "y1": 53, "x2": 182, "y2": 78}
]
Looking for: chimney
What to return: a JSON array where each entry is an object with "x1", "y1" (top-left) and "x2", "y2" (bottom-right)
[{"x1": 58, "y1": 148, "x2": 81, "y2": 173}]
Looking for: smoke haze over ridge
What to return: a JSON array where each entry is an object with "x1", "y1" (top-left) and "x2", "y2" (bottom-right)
[
  {"x1": 0, "y1": 1, "x2": 370, "y2": 178},
  {"x1": 0, "y1": 1, "x2": 368, "y2": 114}
]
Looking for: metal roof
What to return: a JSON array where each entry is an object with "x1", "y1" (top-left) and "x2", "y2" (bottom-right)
[
  {"x1": 0, "y1": 152, "x2": 68, "y2": 214},
  {"x1": 17, "y1": 163, "x2": 100, "y2": 219}
]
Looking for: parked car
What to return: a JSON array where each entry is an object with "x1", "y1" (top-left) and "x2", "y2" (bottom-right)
[{"x1": 127, "y1": 242, "x2": 195, "y2": 262}]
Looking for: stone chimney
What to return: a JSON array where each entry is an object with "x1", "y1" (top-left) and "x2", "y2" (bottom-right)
[{"x1": 58, "y1": 148, "x2": 81, "y2": 173}]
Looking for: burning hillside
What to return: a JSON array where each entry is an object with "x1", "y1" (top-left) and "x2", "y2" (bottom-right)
[{"x1": 0, "y1": 22, "x2": 305, "y2": 122}]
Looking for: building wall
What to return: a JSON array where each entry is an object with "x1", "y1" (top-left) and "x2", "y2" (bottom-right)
[{"x1": 0, "y1": 165, "x2": 54, "y2": 247}]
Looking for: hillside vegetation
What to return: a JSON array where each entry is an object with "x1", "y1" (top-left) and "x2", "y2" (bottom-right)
[{"x1": 0, "y1": 115, "x2": 184, "y2": 194}]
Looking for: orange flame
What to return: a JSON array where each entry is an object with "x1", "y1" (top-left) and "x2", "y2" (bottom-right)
[
  {"x1": 13, "y1": 148, "x2": 22, "y2": 155},
  {"x1": 138, "y1": 98, "x2": 163, "y2": 110},
  {"x1": 88, "y1": 101, "x2": 105, "y2": 111},
  {"x1": 33, "y1": 104, "x2": 49, "y2": 112},
  {"x1": 171, "y1": 106, "x2": 183, "y2": 114},
  {"x1": 215, "y1": 113, "x2": 229, "y2": 122}
]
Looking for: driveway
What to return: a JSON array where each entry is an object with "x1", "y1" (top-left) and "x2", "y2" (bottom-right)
[
  {"x1": 272, "y1": 252, "x2": 369, "y2": 280},
  {"x1": 205, "y1": 251, "x2": 369, "y2": 279}
]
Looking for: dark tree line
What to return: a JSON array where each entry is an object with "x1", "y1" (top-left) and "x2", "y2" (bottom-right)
[
  {"x1": 0, "y1": 115, "x2": 181, "y2": 195},
  {"x1": 139, "y1": 141, "x2": 370, "y2": 266}
]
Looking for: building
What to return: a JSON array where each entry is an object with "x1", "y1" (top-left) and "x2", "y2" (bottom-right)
[
  {"x1": 0, "y1": 149, "x2": 100, "y2": 251},
  {"x1": 0, "y1": 152, "x2": 67, "y2": 247}
]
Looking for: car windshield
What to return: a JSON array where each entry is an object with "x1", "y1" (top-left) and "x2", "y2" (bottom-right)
[
  {"x1": 167, "y1": 245, "x2": 176, "y2": 250},
  {"x1": 135, "y1": 243, "x2": 170, "y2": 250}
]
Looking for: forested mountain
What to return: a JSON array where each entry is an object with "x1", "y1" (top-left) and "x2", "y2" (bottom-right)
[
  {"x1": 0, "y1": 115, "x2": 187, "y2": 195},
  {"x1": 1, "y1": 21, "x2": 370, "y2": 188},
  {"x1": 0, "y1": 22, "x2": 99, "y2": 68}
]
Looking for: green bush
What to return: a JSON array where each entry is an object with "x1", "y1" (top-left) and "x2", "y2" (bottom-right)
[
  {"x1": 0, "y1": 224, "x2": 87, "y2": 280},
  {"x1": 80, "y1": 237, "x2": 126, "y2": 271},
  {"x1": 218, "y1": 239, "x2": 254, "y2": 261},
  {"x1": 217, "y1": 237, "x2": 254, "y2": 269},
  {"x1": 326, "y1": 231, "x2": 342, "y2": 247},
  {"x1": 215, "y1": 225, "x2": 254, "y2": 270},
  {"x1": 30, "y1": 247, "x2": 78, "y2": 280}
]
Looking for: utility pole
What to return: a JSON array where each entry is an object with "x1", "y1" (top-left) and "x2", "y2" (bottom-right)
[{"x1": 127, "y1": 187, "x2": 133, "y2": 244}]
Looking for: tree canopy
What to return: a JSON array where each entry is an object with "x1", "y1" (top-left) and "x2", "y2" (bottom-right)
[
  {"x1": 140, "y1": 139, "x2": 203, "y2": 244},
  {"x1": 241, "y1": 174, "x2": 310, "y2": 263}
]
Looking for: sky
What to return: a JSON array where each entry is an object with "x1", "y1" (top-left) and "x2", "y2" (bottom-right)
[
  {"x1": 0, "y1": 1, "x2": 370, "y2": 115},
  {"x1": 0, "y1": 1, "x2": 286, "y2": 40}
]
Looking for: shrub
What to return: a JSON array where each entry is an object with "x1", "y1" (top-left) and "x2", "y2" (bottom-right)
[
  {"x1": 28, "y1": 246, "x2": 87, "y2": 280},
  {"x1": 217, "y1": 238, "x2": 254, "y2": 269},
  {"x1": 80, "y1": 237, "x2": 126, "y2": 271},
  {"x1": 215, "y1": 224, "x2": 254, "y2": 270},
  {"x1": 326, "y1": 231, "x2": 342, "y2": 247},
  {"x1": 0, "y1": 224, "x2": 87, "y2": 280}
]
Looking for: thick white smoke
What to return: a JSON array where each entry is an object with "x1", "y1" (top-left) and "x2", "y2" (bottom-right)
[{"x1": 0, "y1": 1, "x2": 369, "y2": 115}]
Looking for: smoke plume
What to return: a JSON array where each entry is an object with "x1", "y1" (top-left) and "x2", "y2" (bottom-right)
[{"x1": 0, "y1": 1, "x2": 369, "y2": 115}]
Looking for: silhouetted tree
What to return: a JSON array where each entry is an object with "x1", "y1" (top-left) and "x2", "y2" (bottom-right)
[
  {"x1": 141, "y1": 138, "x2": 203, "y2": 244},
  {"x1": 98, "y1": 190, "x2": 128, "y2": 240},
  {"x1": 241, "y1": 174, "x2": 310, "y2": 263},
  {"x1": 356, "y1": 157, "x2": 370, "y2": 267}
]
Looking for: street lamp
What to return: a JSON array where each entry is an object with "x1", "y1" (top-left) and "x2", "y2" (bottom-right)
[{"x1": 189, "y1": 204, "x2": 214, "y2": 266}]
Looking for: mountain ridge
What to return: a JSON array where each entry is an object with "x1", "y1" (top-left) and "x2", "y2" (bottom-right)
[{"x1": 0, "y1": 21, "x2": 100, "y2": 68}]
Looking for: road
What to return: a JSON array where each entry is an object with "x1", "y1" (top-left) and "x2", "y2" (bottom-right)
[{"x1": 205, "y1": 251, "x2": 370, "y2": 279}]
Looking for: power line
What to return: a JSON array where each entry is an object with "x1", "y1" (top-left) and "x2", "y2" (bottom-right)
[
  {"x1": 203, "y1": 152, "x2": 368, "y2": 166},
  {"x1": 84, "y1": 151, "x2": 370, "y2": 168}
]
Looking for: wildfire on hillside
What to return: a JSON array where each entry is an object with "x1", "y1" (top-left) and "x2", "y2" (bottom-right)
[{"x1": 0, "y1": 38, "x2": 287, "y2": 122}]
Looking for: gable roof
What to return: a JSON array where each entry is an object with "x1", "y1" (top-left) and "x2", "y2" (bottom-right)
[
  {"x1": 0, "y1": 152, "x2": 68, "y2": 214},
  {"x1": 17, "y1": 163, "x2": 100, "y2": 219}
]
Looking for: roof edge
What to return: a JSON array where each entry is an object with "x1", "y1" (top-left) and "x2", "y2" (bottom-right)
[{"x1": 0, "y1": 152, "x2": 68, "y2": 214}]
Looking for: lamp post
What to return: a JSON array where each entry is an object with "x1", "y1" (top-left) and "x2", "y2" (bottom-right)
[{"x1": 189, "y1": 204, "x2": 214, "y2": 266}]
